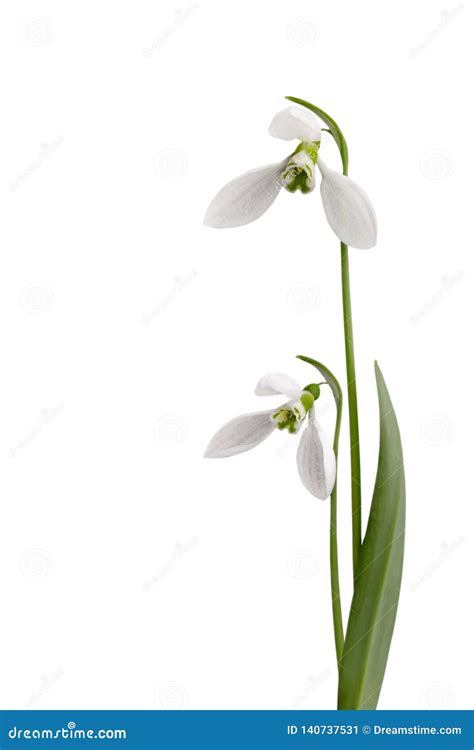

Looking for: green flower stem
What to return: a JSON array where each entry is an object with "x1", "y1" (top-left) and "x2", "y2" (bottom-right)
[
  {"x1": 297, "y1": 356, "x2": 344, "y2": 667},
  {"x1": 330, "y1": 500, "x2": 344, "y2": 668},
  {"x1": 340, "y1": 243, "x2": 362, "y2": 578},
  {"x1": 286, "y1": 97, "x2": 363, "y2": 581},
  {"x1": 329, "y1": 391, "x2": 344, "y2": 667},
  {"x1": 333, "y1": 117, "x2": 362, "y2": 581}
]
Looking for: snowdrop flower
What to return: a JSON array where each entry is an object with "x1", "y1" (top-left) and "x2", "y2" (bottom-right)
[
  {"x1": 204, "y1": 106, "x2": 377, "y2": 249},
  {"x1": 204, "y1": 372, "x2": 336, "y2": 500}
]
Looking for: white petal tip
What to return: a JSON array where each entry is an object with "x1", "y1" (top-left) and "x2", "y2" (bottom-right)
[
  {"x1": 204, "y1": 410, "x2": 276, "y2": 459},
  {"x1": 254, "y1": 372, "x2": 301, "y2": 399},
  {"x1": 203, "y1": 447, "x2": 220, "y2": 458},
  {"x1": 269, "y1": 106, "x2": 321, "y2": 143},
  {"x1": 203, "y1": 205, "x2": 240, "y2": 229},
  {"x1": 203, "y1": 161, "x2": 285, "y2": 229},
  {"x1": 318, "y1": 160, "x2": 377, "y2": 249},
  {"x1": 296, "y1": 419, "x2": 337, "y2": 500},
  {"x1": 203, "y1": 212, "x2": 224, "y2": 229}
]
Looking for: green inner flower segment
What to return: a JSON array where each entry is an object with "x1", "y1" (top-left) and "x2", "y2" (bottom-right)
[
  {"x1": 297, "y1": 141, "x2": 319, "y2": 162},
  {"x1": 281, "y1": 141, "x2": 320, "y2": 194},
  {"x1": 282, "y1": 169, "x2": 312, "y2": 194},
  {"x1": 271, "y1": 387, "x2": 320, "y2": 434}
]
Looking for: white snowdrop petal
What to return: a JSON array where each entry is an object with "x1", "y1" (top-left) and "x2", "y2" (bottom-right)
[
  {"x1": 269, "y1": 107, "x2": 322, "y2": 143},
  {"x1": 255, "y1": 372, "x2": 301, "y2": 400},
  {"x1": 204, "y1": 409, "x2": 276, "y2": 458},
  {"x1": 296, "y1": 416, "x2": 337, "y2": 499},
  {"x1": 318, "y1": 159, "x2": 377, "y2": 249},
  {"x1": 204, "y1": 160, "x2": 287, "y2": 228}
]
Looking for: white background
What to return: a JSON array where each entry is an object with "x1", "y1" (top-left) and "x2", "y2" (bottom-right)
[{"x1": 0, "y1": 0, "x2": 471, "y2": 711}]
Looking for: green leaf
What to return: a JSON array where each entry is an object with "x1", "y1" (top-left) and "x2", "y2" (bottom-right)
[
  {"x1": 286, "y1": 96, "x2": 349, "y2": 175},
  {"x1": 337, "y1": 362, "x2": 405, "y2": 709}
]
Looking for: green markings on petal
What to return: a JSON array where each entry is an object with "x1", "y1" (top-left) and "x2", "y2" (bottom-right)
[
  {"x1": 271, "y1": 407, "x2": 301, "y2": 433},
  {"x1": 281, "y1": 153, "x2": 314, "y2": 194},
  {"x1": 282, "y1": 141, "x2": 320, "y2": 194},
  {"x1": 271, "y1": 387, "x2": 320, "y2": 433}
]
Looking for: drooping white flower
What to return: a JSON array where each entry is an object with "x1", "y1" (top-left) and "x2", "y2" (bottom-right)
[
  {"x1": 204, "y1": 106, "x2": 377, "y2": 249},
  {"x1": 204, "y1": 372, "x2": 336, "y2": 500}
]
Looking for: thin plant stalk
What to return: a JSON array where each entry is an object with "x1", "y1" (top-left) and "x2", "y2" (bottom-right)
[
  {"x1": 286, "y1": 96, "x2": 363, "y2": 582},
  {"x1": 297, "y1": 355, "x2": 344, "y2": 667},
  {"x1": 340, "y1": 242, "x2": 362, "y2": 577},
  {"x1": 330, "y1": 392, "x2": 344, "y2": 666}
]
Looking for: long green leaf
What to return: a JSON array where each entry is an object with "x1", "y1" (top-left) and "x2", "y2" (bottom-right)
[{"x1": 337, "y1": 362, "x2": 405, "y2": 709}]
